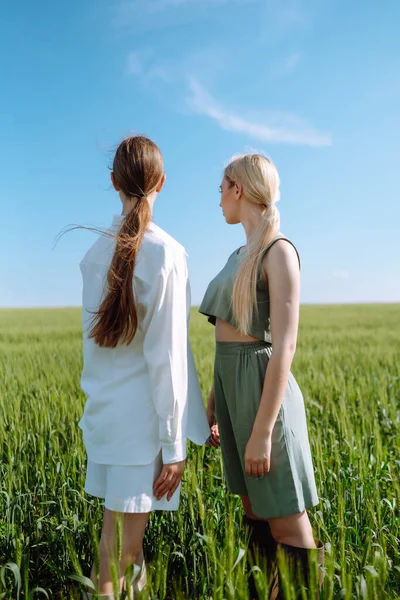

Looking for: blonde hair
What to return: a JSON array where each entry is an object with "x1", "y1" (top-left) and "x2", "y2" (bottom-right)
[{"x1": 226, "y1": 153, "x2": 281, "y2": 335}]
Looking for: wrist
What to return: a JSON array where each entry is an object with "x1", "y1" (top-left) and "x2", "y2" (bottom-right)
[
  {"x1": 252, "y1": 423, "x2": 272, "y2": 438},
  {"x1": 161, "y1": 438, "x2": 187, "y2": 464},
  {"x1": 207, "y1": 399, "x2": 215, "y2": 412},
  {"x1": 206, "y1": 408, "x2": 215, "y2": 423}
]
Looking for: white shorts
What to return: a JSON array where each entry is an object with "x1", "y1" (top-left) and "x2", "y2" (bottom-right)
[{"x1": 84, "y1": 451, "x2": 181, "y2": 513}]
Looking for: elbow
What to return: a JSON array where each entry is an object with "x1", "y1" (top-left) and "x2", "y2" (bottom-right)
[{"x1": 272, "y1": 341, "x2": 297, "y2": 360}]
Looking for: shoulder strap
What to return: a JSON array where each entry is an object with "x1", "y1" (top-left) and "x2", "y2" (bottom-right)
[{"x1": 259, "y1": 236, "x2": 301, "y2": 269}]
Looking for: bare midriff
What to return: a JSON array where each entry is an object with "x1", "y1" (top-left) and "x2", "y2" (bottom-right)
[{"x1": 215, "y1": 318, "x2": 262, "y2": 343}]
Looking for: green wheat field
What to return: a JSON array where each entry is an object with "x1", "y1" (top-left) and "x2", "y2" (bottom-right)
[{"x1": 0, "y1": 305, "x2": 399, "y2": 599}]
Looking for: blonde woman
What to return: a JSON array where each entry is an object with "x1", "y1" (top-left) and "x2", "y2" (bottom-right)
[
  {"x1": 79, "y1": 135, "x2": 210, "y2": 598},
  {"x1": 200, "y1": 154, "x2": 324, "y2": 599}
]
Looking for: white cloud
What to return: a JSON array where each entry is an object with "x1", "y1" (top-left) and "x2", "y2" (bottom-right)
[{"x1": 187, "y1": 78, "x2": 332, "y2": 147}]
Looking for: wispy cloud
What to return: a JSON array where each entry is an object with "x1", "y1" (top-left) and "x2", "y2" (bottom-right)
[
  {"x1": 115, "y1": 0, "x2": 257, "y2": 25},
  {"x1": 125, "y1": 49, "x2": 175, "y2": 84},
  {"x1": 262, "y1": 0, "x2": 312, "y2": 36},
  {"x1": 125, "y1": 53, "x2": 332, "y2": 146},
  {"x1": 284, "y1": 52, "x2": 301, "y2": 71},
  {"x1": 187, "y1": 78, "x2": 332, "y2": 147},
  {"x1": 125, "y1": 52, "x2": 144, "y2": 76},
  {"x1": 125, "y1": 45, "x2": 227, "y2": 87},
  {"x1": 142, "y1": 0, "x2": 235, "y2": 9}
]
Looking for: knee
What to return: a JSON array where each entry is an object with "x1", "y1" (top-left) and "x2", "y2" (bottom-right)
[
  {"x1": 119, "y1": 551, "x2": 141, "y2": 573},
  {"x1": 241, "y1": 496, "x2": 264, "y2": 521},
  {"x1": 98, "y1": 540, "x2": 141, "y2": 570},
  {"x1": 121, "y1": 536, "x2": 144, "y2": 568},
  {"x1": 244, "y1": 508, "x2": 265, "y2": 521},
  {"x1": 268, "y1": 514, "x2": 314, "y2": 548}
]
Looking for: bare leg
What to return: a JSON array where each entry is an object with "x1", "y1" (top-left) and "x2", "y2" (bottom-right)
[
  {"x1": 241, "y1": 495, "x2": 267, "y2": 521},
  {"x1": 90, "y1": 509, "x2": 150, "y2": 594},
  {"x1": 241, "y1": 499, "x2": 322, "y2": 598},
  {"x1": 241, "y1": 497, "x2": 316, "y2": 548},
  {"x1": 268, "y1": 510, "x2": 316, "y2": 549}
]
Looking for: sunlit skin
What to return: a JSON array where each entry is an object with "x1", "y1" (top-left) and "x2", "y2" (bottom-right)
[{"x1": 207, "y1": 174, "x2": 316, "y2": 549}]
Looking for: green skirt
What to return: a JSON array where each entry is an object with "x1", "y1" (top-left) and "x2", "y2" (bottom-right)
[{"x1": 214, "y1": 341, "x2": 319, "y2": 519}]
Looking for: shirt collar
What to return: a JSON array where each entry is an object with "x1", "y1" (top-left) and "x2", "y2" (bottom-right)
[
  {"x1": 111, "y1": 214, "x2": 157, "y2": 232},
  {"x1": 112, "y1": 214, "x2": 125, "y2": 228}
]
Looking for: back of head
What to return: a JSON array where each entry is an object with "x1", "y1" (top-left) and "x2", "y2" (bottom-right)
[
  {"x1": 90, "y1": 135, "x2": 164, "y2": 348},
  {"x1": 226, "y1": 153, "x2": 281, "y2": 335},
  {"x1": 112, "y1": 136, "x2": 164, "y2": 200},
  {"x1": 225, "y1": 153, "x2": 280, "y2": 208}
]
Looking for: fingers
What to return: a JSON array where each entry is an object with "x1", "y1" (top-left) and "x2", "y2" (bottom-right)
[
  {"x1": 153, "y1": 467, "x2": 168, "y2": 495},
  {"x1": 245, "y1": 455, "x2": 258, "y2": 478},
  {"x1": 245, "y1": 459, "x2": 270, "y2": 479},
  {"x1": 155, "y1": 472, "x2": 176, "y2": 500},
  {"x1": 206, "y1": 432, "x2": 220, "y2": 448},
  {"x1": 167, "y1": 476, "x2": 181, "y2": 501},
  {"x1": 205, "y1": 422, "x2": 220, "y2": 448},
  {"x1": 256, "y1": 462, "x2": 265, "y2": 478},
  {"x1": 211, "y1": 425, "x2": 220, "y2": 443}
]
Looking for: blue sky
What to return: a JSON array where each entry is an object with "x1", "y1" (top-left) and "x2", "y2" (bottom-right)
[{"x1": 1, "y1": 0, "x2": 399, "y2": 307}]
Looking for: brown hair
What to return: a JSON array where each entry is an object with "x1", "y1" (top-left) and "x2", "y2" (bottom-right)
[{"x1": 90, "y1": 136, "x2": 164, "y2": 348}]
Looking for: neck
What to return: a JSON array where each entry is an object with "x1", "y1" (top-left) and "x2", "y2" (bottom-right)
[
  {"x1": 240, "y1": 204, "x2": 265, "y2": 246},
  {"x1": 120, "y1": 190, "x2": 157, "y2": 216}
]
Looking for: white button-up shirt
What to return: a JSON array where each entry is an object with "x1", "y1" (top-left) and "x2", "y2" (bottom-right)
[{"x1": 79, "y1": 215, "x2": 210, "y2": 466}]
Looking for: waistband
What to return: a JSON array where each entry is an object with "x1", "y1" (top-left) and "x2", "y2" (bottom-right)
[{"x1": 215, "y1": 341, "x2": 272, "y2": 355}]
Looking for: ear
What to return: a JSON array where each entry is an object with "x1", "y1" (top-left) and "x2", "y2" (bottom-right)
[
  {"x1": 235, "y1": 181, "x2": 243, "y2": 199},
  {"x1": 110, "y1": 172, "x2": 120, "y2": 192},
  {"x1": 156, "y1": 173, "x2": 167, "y2": 193}
]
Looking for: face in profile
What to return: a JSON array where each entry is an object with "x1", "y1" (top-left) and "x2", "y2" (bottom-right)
[{"x1": 219, "y1": 176, "x2": 241, "y2": 225}]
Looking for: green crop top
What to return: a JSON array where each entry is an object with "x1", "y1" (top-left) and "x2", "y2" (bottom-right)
[{"x1": 199, "y1": 236, "x2": 300, "y2": 343}]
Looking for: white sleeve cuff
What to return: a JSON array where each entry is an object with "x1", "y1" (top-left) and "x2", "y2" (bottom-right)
[{"x1": 161, "y1": 438, "x2": 187, "y2": 464}]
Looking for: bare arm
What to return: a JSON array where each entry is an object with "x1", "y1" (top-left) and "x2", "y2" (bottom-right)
[
  {"x1": 206, "y1": 386, "x2": 220, "y2": 448},
  {"x1": 244, "y1": 240, "x2": 300, "y2": 478}
]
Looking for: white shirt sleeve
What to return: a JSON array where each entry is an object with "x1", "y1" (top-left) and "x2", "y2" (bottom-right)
[{"x1": 142, "y1": 257, "x2": 189, "y2": 464}]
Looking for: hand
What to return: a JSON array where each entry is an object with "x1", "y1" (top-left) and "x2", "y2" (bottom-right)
[
  {"x1": 206, "y1": 388, "x2": 216, "y2": 427},
  {"x1": 244, "y1": 432, "x2": 271, "y2": 478},
  {"x1": 206, "y1": 390, "x2": 220, "y2": 448},
  {"x1": 153, "y1": 460, "x2": 185, "y2": 501},
  {"x1": 207, "y1": 405, "x2": 216, "y2": 428},
  {"x1": 206, "y1": 422, "x2": 220, "y2": 448}
]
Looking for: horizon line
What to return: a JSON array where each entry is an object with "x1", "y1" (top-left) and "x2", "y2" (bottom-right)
[{"x1": 0, "y1": 301, "x2": 399, "y2": 310}]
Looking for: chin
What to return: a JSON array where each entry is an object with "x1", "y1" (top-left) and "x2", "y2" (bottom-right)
[{"x1": 226, "y1": 216, "x2": 240, "y2": 225}]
